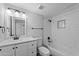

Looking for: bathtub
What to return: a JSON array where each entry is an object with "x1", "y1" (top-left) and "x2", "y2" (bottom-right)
[{"x1": 46, "y1": 45, "x2": 65, "y2": 56}]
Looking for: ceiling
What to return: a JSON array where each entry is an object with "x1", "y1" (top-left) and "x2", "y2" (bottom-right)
[{"x1": 10, "y1": 3, "x2": 77, "y2": 17}]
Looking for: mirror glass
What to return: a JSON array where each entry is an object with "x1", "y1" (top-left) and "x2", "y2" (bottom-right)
[{"x1": 10, "y1": 16, "x2": 25, "y2": 37}]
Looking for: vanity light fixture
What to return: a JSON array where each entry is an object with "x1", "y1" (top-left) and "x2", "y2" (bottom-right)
[
  {"x1": 7, "y1": 8, "x2": 26, "y2": 18},
  {"x1": 8, "y1": 8, "x2": 25, "y2": 14}
]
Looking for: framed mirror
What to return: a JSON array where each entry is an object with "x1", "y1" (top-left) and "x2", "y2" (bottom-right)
[{"x1": 10, "y1": 16, "x2": 26, "y2": 37}]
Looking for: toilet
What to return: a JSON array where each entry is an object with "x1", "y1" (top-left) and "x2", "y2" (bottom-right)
[{"x1": 38, "y1": 46, "x2": 50, "y2": 56}]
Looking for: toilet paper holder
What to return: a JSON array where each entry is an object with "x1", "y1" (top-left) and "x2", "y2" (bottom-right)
[{"x1": 47, "y1": 37, "x2": 52, "y2": 43}]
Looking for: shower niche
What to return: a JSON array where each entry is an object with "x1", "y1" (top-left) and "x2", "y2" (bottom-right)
[{"x1": 10, "y1": 16, "x2": 26, "y2": 38}]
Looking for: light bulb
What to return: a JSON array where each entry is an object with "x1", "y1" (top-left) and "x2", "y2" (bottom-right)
[
  {"x1": 6, "y1": 9, "x2": 12, "y2": 16},
  {"x1": 21, "y1": 12, "x2": 26, "y2": 18},
  {"x1": 14, "y1": 11, "x2": 20, "y2": 17},
  {"x1": 22, "y1": 14, "x2": 26, "y2": 18}
]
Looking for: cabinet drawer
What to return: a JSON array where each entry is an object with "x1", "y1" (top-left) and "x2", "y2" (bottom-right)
[
  {"x1": 29, "y1": 41, "x2": 37, "y2": 52},
  {"x1": 29, "y1": 41, "x2": 37, "y2": 48}
]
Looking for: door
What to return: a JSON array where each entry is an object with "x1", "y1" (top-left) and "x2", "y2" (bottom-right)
[
  {"x1": 0, "y1": 45, "x2": 15, "y2": 56},
  {"x1": 26, "y1": 41, "x2": 37, "y2": 56},
  {"x1": 15, "y1": 43, "x2": 28, "y2": 56}
]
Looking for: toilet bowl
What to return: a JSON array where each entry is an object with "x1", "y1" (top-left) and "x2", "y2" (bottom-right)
[{"x1": 38, "y1": 46, "x2": 50, "y2": 56}]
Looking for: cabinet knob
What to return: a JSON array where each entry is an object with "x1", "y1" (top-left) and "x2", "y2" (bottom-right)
[
  {"x1": 16, "y1": 47, "x2": 18, "y2": 48},
  {"x1": 13, "y1": 47, "x2": 18, "y2": 49},
  {"x1": 13, "y1": 47, "x2": 15, "y2": 49},
  {"x1": 32, "y1": 52, "x2": 34, "y2": 53}
]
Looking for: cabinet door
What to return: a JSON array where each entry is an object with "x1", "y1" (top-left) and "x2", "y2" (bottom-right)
[
  {"x1": 15, "y1": 43, "x2": 28, "y2": 56},
  {"x1": 27, "y1": 41, "x2": 37, "y2": 56},
  {"x1": 0, "y1": 46, "x2": 15, "y2": 56}
]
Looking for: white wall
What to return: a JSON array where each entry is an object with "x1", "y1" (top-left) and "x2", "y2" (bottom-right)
[
  {"x1": 5, "y1": 3, "x2": 44, "y2": 38},
  {"x1": 43, "y1": 17, "x2": 53, "y2": 46},
  {"x1": 0, "y1": 3, "x2": 43, "y2": 43},
  {"x1": 51, "y1": 5, "x2": 79, "y2": 56},
  {"x1": 0, "y1": 3, "x2": 6, "y2": 42},
  {"x1": 27, "y1": 12, "x2": 43, "y2": 38}
]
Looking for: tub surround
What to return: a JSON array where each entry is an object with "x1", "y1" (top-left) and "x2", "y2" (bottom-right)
[
  {"x1": 47, "y1": 45, "x2": 64, "y2": 56},
  {"x1": 51, "y1": 4, "x2": 79, "y2": 56}
]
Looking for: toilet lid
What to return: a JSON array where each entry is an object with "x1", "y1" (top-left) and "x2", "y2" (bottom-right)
[{"x1": 38, "y1": 47, "x2": 50, "y2": 54}]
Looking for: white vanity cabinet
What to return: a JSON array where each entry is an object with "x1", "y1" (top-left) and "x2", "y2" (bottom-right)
[
  {"x1": 0, "y1": 45, "x2": 15, "y2": 56},
  {"x1": 0, "y1": 40, "x2": 37, "y2": 56},
  {"x1": 15, "y1": 41, "x2": 37, "y2": 56}
]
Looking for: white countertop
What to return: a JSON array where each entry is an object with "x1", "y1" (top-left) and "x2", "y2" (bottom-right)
[{"x1": 0, "y1": 37, "x2": 41, "y2": 47}]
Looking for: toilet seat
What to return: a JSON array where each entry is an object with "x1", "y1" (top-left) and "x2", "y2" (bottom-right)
[{"x1": 38, "y1": 46, "x2": 50, "y2": 56}]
